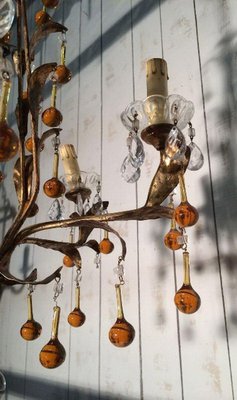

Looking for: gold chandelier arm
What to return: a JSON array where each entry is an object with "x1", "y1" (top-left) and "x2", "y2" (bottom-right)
[
  {"x1": 145, "y1": 148, "x2": 190, "y2": 207},
  {"x1": 15, "y1": 205, "x2": 172, "y2": 248},
  {"x1": 0, "y1": 266, "x2": 62, "y2": 286},
  {"x1": 19, "y1": 220, "x2": 128, "y2": 261}
]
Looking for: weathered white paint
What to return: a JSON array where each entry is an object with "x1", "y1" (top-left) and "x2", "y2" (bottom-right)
[{"x1": 0, "y1": 0, "x2": 236, "y2": 399}]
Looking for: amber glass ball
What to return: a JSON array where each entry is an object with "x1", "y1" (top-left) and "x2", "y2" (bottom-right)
[
  {"x1": 164, "y1": 228, "x2": 183, "y2": 251},
  {"x1": 25, "y1": 137, "x2": 44, "y2": 153},
  {"x1": 42, "y1": 0, "x2": 60, "y2": 8},
  {"x1": 0, "y1": 171, "x2": 4, "y2": 183},
  {"x1": 43, "y1": 177, "x2": 65, "y2": 198},
  {"x1": 68, "y1": 308, "x2": 86, "y2": 327},
  {"x1": 175, "y1": 201, "x2": 199, "y2": 228},
  {"x1": 174, "y1": 285, "x2": 201, "y2": 314},
  {"x1": 26, "y1": 202, "x2": 39, "y2": 218},
  {"x1": 53, "y1": 65, "x2": 72, "y2": 84},
  {"x1": 39, "y1": 338, "x2": 66, "y2": 369},
  {"x1": 99, "y1": 238, "x2": 114, "y2": 254},
  {"x1": 41, "y1": 107, "x2": 62, "y2": 127},
  {"x1": 109, "y1": 318, "x2": 135, "y2": 347},
  {"x1": 20, "y1": 320, "x2": 42, "y2": 341},
  {"x1": 35, "y1": 9, "x2": 51, "y2": 25},
  {"x1": 63, "y1": 255, "x2": 74, "y2": 268},
  {"x1": 0, "y1": 122, "x2": 19, "y2": 162}
]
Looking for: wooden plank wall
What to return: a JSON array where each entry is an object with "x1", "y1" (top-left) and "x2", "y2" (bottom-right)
[{"x1": 0, "y1": 0, "x2": 236, "y2": 399}]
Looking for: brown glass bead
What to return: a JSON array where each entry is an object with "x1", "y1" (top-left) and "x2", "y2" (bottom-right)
[
  {"x1": 39, "y1": 338, "x2": 66, "y2": 369},
  {"x1": 53, "y1": 65, "x2": 72, "y2": 84},
  {"x1": 0, "y1": 171, "x2": 4, "y2": 183},
  {"x1": 99, "y1": 238, "x2": 114, "y2": 254},
  {"x1": 25, "y1": 137, "x2": 44, "y2": 153},
  {"x1": 1, "y1": 32, "x2": 11, "y2": 44},
  {"x1": 42, "y1": 107, "x2": 62, "y2": 127},
  {"x1": 109, "y1": 318, "x2": 135, "y2": 348},
  {"x1": 0, "y1": 122, "x2": 19, "y2": 162},
  {"x1": 43, "y1": 177, "x2": 65, "y2": 198},
  {"x1": 35, "y1": 9, "x2": 51, "y2": 25},
  {"x1": 68, "y1": 308, "x2": 86, "y2": 328},
  {"x1": 26, "y1": 202, "x2": 39, "y2": 218},
  {"x1": 63, "y1": 255, "x2": 74, "y2": 268},
  {"x1": 175, "y1": 201, "x2": 199, "y2": 228},
  {"x1": 20, "y1": 320, "x2": 42, "y2": 341},
  {"x1": 164, "y1": 228, "x2": 183, "y2": 251},
  {"x1": 42, "y1": 0, "x2": 60, "y2": 8},
  {"x1": 174, "y1": 284, "x2": 201, "y2": 314}
]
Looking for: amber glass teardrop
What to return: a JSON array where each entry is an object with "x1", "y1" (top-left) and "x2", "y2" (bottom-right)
[
  {"x1": 53, "y1": 65, "x2": 72, "y2": 84},
  {"x1": 68, "y1": 308, "x2": 86, "y2": 328},
  {"x1": 43, "y1": 177, "x2": 65, "y2": 198},
  {"x1": 25, "y1": 137, "x2": 44, "y2": 153},
  {"x1": 42, "y1": 0, "x2": 60, "y2": 8},
  {"x1": 39, "y1": 338, "x2": 66, "y2": 369},
  {"x1": 42, "y1": 107, "x2": 62, "y2": 127},
  {"x1": 174, "y1": 284, "x2": 201, "y2": 314},
  {"x1": 99, "y1": 238, "x2": 114, "y2": 254},
  {"x1": 175, "y1": 201, "x2": 199, "y2": 228},
  {"x1": 0, "y1": 171, "x2": 4, "y2": 183},
  {"x1": 35, "y1": 10, "x2": 51, "y2": 25},
  {"x1": 164, "y1": 228, "x2": 183, "y2": 250},
  {"x1": 26, "y1": 202, "x2": 39, "y2": 218},
  {"x1": 109, "y1": 318, "x2": 135, "y2": 347},
  {"x1": 20, "y1": 320, "x2": 42, "y2": 341},
  {"x1": 0, "y1": 122, "x2": 19, "y2": 162},
  {"x1": 63, "y1": 255, "x2": 74, "y2": 268}
]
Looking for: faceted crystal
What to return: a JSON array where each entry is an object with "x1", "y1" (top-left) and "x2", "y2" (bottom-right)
[
  {"x1": 120, "y1": 100, "x2": 145, "y2": 132},
  {"x1": 77, "y1": 193, "x2": 84, "y2": 215},
  {"x1": 48, "y1": 198, "x2": 65, "y2": 221},
  {"x1": 187, "y1": 142, "x2": 204, "y2": 171},
  {"x1": 0, "y1": 0, "x2": 15, "y2": 39},
  {"x1": 168, "y1": 95, "x2": 194, "y2": 129},
  {"x1": 83, "y1": 199, "x2": 90, "y2": 214},
  {"x1": 164, "y1": 126, "x2": 186, "y2": 161},
  {"x1": 127, "y1": 132, "x2": 145, "y2": 168},
  {"x1": 121, "y1": 155, "x2": 141, "y2": 183}
]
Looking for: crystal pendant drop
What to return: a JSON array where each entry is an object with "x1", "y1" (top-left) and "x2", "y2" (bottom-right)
[
  {"x1": 121, "y1": 155, "x2": 141, "y2": 183},
  {"x1": 164, "y1": 126, "x2": 186, "y2": 161},
  {"x1": 48, "y1": 198, "x2": 65, "y2": 221},
  {"x1": 77, "y1": 193, "x2": 84, "y2": 215},
  {"x1": 187, "y1": 142, "x2": 204, "y2": 171},
  {"x1": 128, "y1": 133, "x2": 145, "y2": 168},
  {"x1": 0, "y1": 0, "x2": 15, "y2": 39}
]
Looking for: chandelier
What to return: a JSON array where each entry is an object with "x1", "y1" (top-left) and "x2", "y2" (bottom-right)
[{"x1": 0, "y1": 0, "x2": 204, "y2": 369}]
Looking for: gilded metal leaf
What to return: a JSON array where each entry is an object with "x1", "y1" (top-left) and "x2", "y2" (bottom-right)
[{"x1": 29, "y1": 21, "x2": 68, "y2": 61}]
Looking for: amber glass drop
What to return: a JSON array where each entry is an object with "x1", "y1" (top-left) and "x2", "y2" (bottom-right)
[
  {"x1": 26, "y1": 202, "x2": 39, "y2": 218},
  {"x1": 20, "y1": 294, "x2": 42, "y2": 341},
  {"x1": 109, "y1": 285, "x2": 135, "y2": 348},
  {"x1": 175, "y1": 201, "x2": 199, "y2": 228},
  {"x1": 53, "y1": 65, "x2": 72, "y2": 84},
  {"x1": 0, "y1": 122, "x2": 19, "y2": 162},
  {"x1": 0, "y1": 171, "x2": 4, "y2": 183},
  {"x1": 35, "y1": 9, "x2": 51, "y2": 25},
  {"x1": 174, "y1": 284, "x2": 201, "y2": 314},
  {"x1": 68, "y1": 309, "x2": 86, "y2": 327},
  {"x1": 42, "y1": 0, "x2": 60, "y2": 8},
  {"x1": 68, "y1": 287, "x2": 86, "y2": 327},
  {"x1": 43, "y1": 177, "x2": 65, "y2": 198},
  {"x1": 39, "y1": 306, "x2": 66, "y2": 369},
  {"x1": 99, "y1": 238, "x2": 114, "y2": 254},
  {"x1": 25, "y1": 137, "x2": 44, "y2": 153},
  {"x1": 20, "y1": 320, "x2": 42, "y2": 341},
  {"x1": 63, "y1": 255, "x2": 74, "y2": 268},
  {"x1": 164, "y1": 228, "x2": 182, "y2": 250},
  {"x1": 174, "y1": 251, "x2": 201, "y2": 314},
  {"x1": 42, "y1": 107, "x2": 62, "y2": 127}
]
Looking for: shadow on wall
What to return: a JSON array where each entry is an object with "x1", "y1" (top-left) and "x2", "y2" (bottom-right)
[{"x1": 2, "y1": 370, "x2": 138, "y2": 400}]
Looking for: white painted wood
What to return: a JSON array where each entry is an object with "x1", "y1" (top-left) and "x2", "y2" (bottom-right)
[{"x1": 1, "y1": 1, "x2": 237, "y2": 399}]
